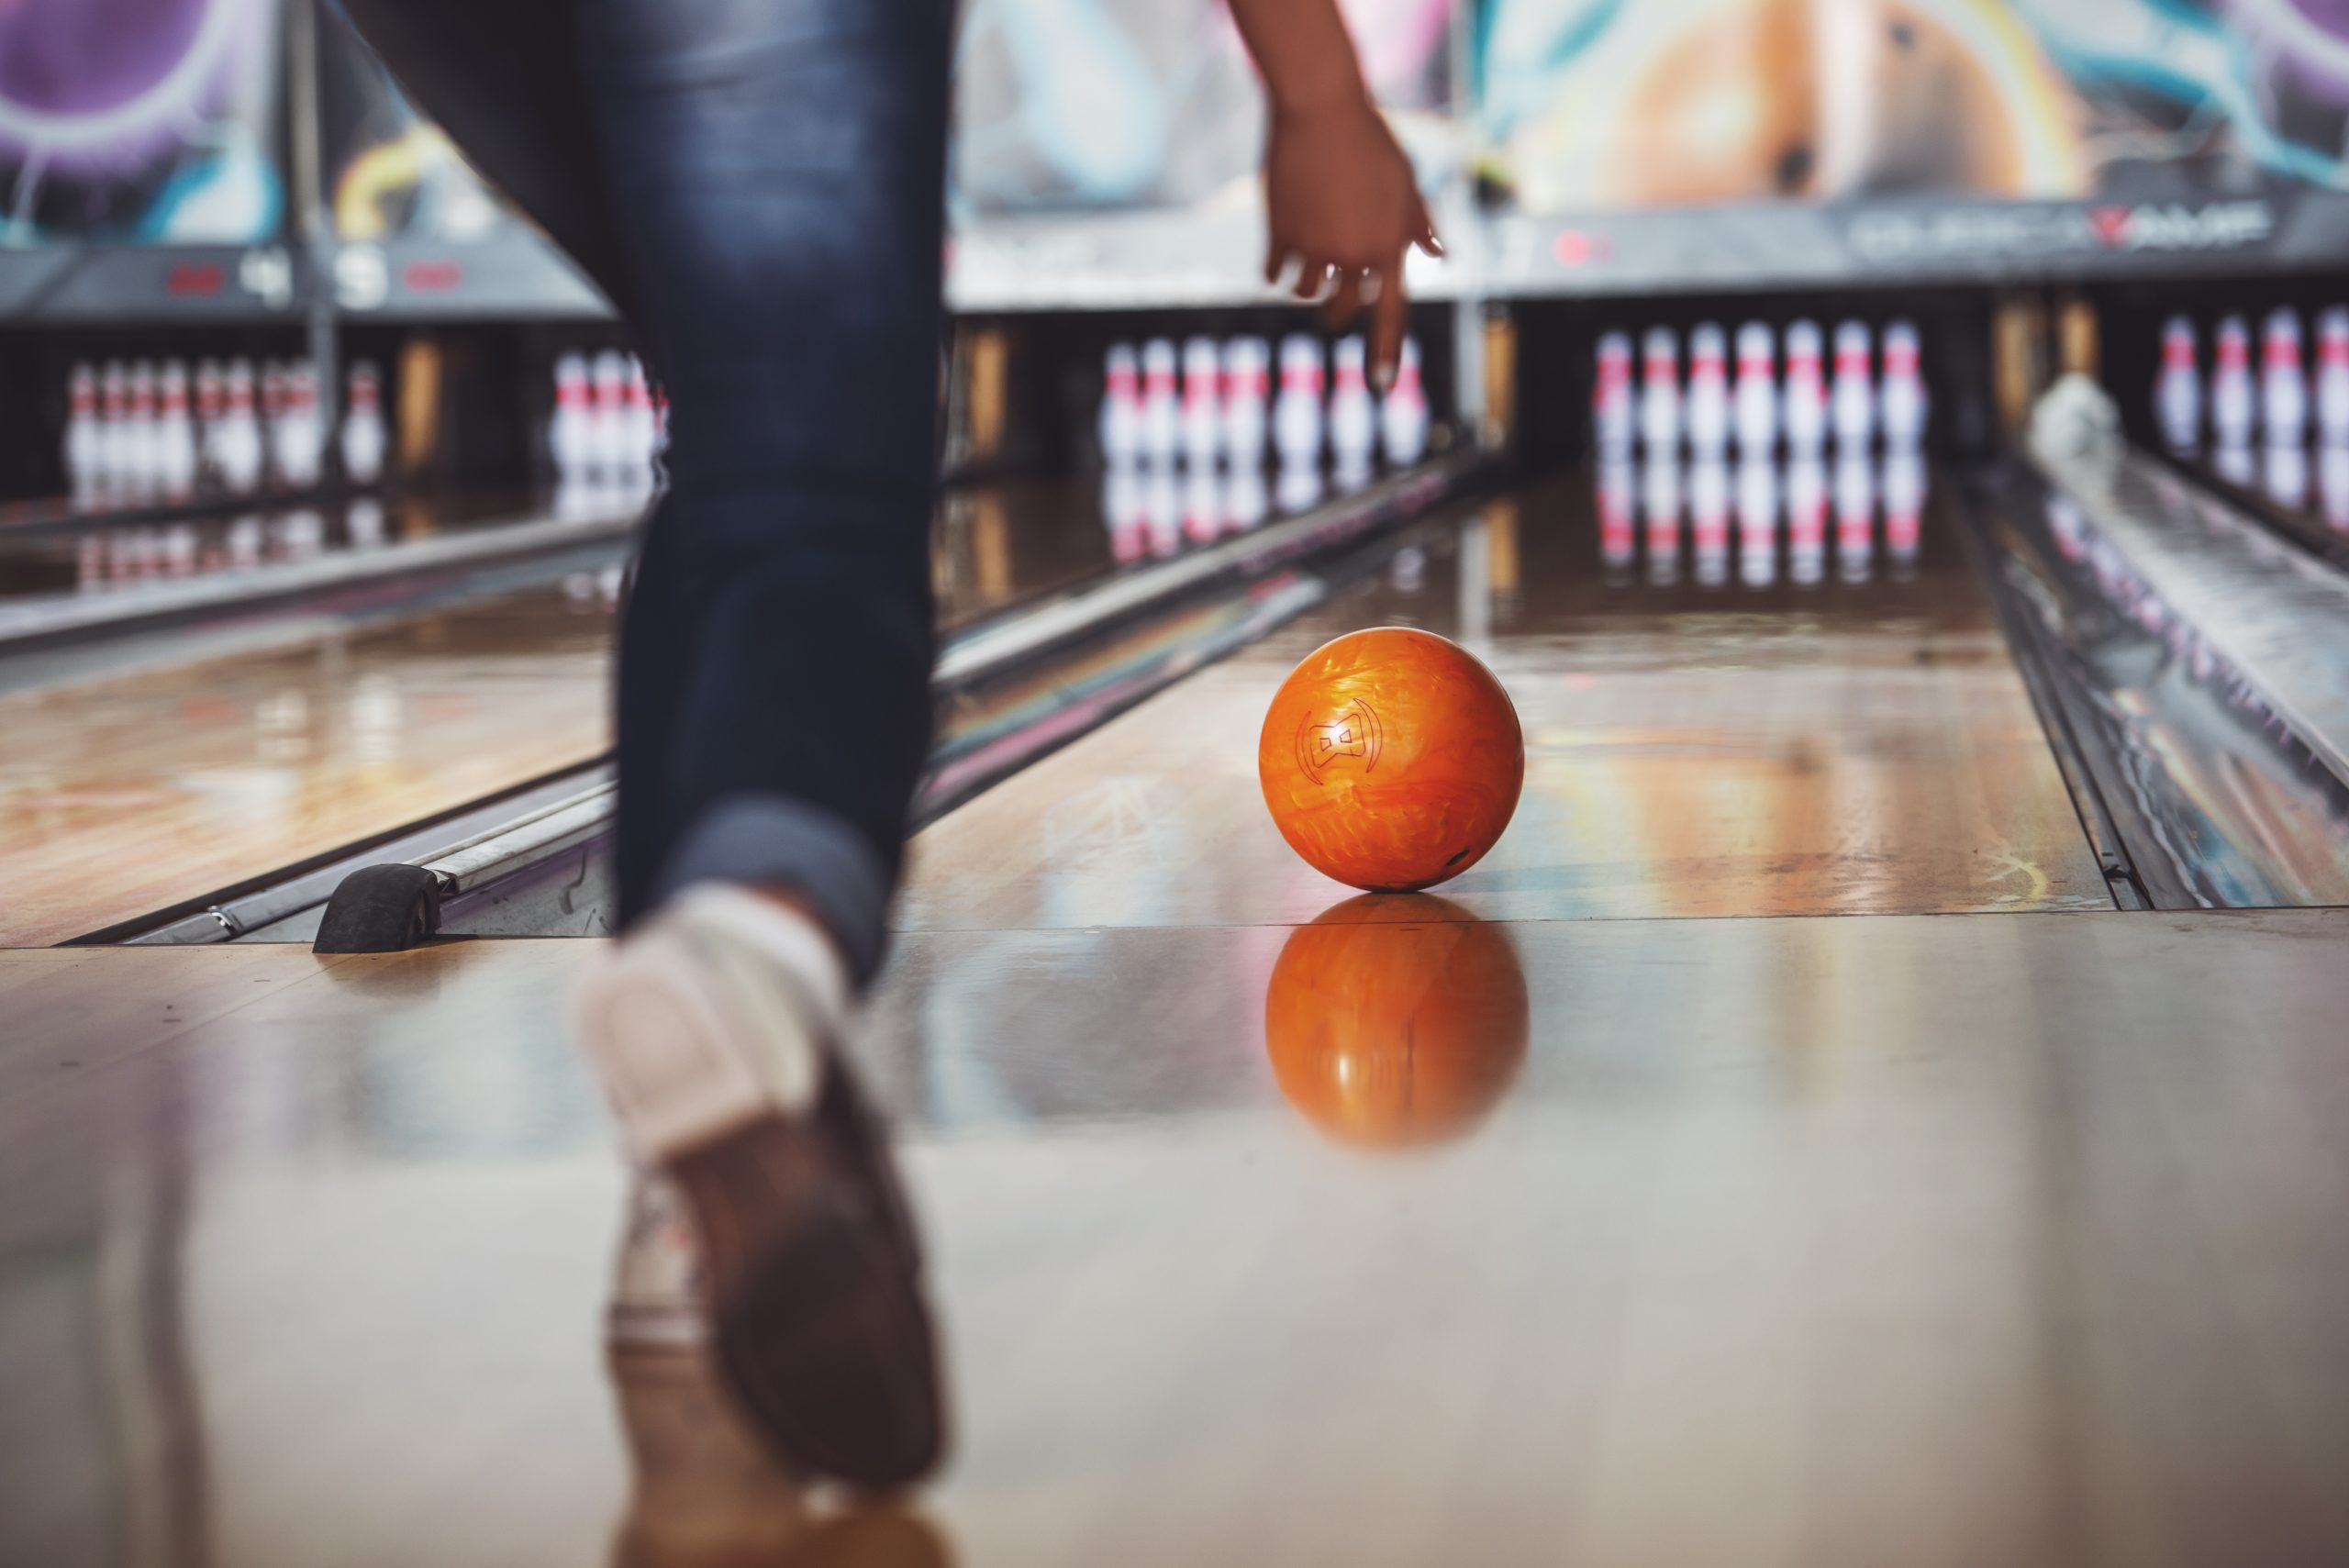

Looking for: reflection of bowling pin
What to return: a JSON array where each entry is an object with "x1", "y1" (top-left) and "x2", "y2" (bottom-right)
[
  {"x1": 1640, "y1": 449, "x2": 1680, "y2": 567},
  {"x1": 1098, "y1": 343, "x2": 1141, "y2": 464},
  {"x1": 1686, "y1": 322, "x2": 1729, "y2": 456},
  {"x1": 2211, "y1": 316, "x2": 2254, "y2": 446},
  {"x1": 1143, "y1": 462, "x2": 1181, "y2": 556},
  {"x1": 1641, "y1": 328, "x2": 1680, "y2": 453},
  {"x1": 1276, "y1": 458, "x2": 1323, "y2": 514},
  {"x1": 1883, "y1": 448, "x2": 1924, "y2": 565},
  {"x1": 1598, "y1": 453, "x2": 1635, "y2": 572},
  {"x1": 1181, "y1": 336, "x2": 1222, "y2": 470},
  {"x1": 2215, "y1": 439, "x2": 2254, "y2": 486},
  {"x1": 2263, "y1": 441, "x2": 2309, "y2": 509},
  {"x1": 1140, "y1": 338, "x2": 1181, "y2": 465},
  {"x1": 1221, "y1": 338, "x2": 1268, "y2": 467},
  {"x1": 1733, "y1": 321, "x2": 1776, "y2": 458},
  {"x1": 1329, "y1": 336, "x2": 1375, "y2": 471},
  {"x1": 1380, "y1": 336, "x2": 1430, "y2": 466},
  {"x1": 2262, "y1": 307, "x2": 2307, "y2": 449},
  {"x1": 1274, "y1": 335, "x2": 1324, "y2": 468},
  {"x1": 1787, "y1": 453, "x2": 1826, "y2": 585},
  {"x1": 64, "y1": 363, "x2": 100, "y2": 499},
  {"x1": 1736, "y1": 456, "x2": 1776, "y2": 586},
  {"x1": 1783, "y1": 319, "x2": 1827, "y2": 456},
  {"x1": 1102, "y1": 462, "x2": 1146, "y2": 563},
  {"x1": 1834, "y1": 448, "x2": 1874, "y2": 579},
  {"x1": 1224, "y1": 461, "x2": 1268, "y2": 532},
  {"x1": 1879, "y1": 320, "x2": 1926, "y2": 446},
  {"x1": 1182, "y1": 461, "x2": 1220, "y2": 543},
  {"x1": 2320, "y1": 442, "x2": 2349, "y2": 532},
  {"x1": 2320, "y1": 309, "x2": 2349, "y2": 447},
  {"x1": 1831, "y1": 320, "x2": 1874, "y2": 450},
  {"x1": 1689, "y1": 451, "x2": 1729, "y2": 588},
  {"x1": 1593, "y1": 330, "x2": 1634, "y2": 454},
  {"x1": 2155, "y1": 316, "x2": 2200, "y2": 452}
]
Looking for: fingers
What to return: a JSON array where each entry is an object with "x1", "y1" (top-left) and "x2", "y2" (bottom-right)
[
  {"x1": 1290, "y1": 257, "x2": 1330, "y2": 303},
  {"x1": 1412, "y1": 196, "x2": 1443, "y2": 259},
  {"x1": 1371, "y1": 250, "x2": 1408, "y2": 387},
  {"x1": 1264, "y1": 235, "x2": 1285, "y2": 286}
]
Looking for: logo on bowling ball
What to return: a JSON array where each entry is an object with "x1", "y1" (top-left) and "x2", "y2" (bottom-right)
[{"x1": 1295, "y1": 698, "x2": 1383, "y2": 785}]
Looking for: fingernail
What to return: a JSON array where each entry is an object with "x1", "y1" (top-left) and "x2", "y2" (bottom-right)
[{"x1": 1374, "y1": 363, "x2": 1396, "y2": 391}]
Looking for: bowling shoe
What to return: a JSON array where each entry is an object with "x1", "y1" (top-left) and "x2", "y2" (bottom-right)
[{"x1": 578, "y1": 884, "x2": 945, "y2": 1489}]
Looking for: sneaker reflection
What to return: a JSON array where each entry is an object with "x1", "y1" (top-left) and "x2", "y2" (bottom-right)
[
  {"x1": 1264, "y1": 895, "x2": 1529, "y2": 1148},
  {"x1": 608, "y1": 1347, "x2": 952, "y2": 1568}
]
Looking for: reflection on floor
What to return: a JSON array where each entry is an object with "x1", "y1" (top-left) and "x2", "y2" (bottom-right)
[{"x1": 1598, "y1": 445, "x2": 1928, "y2": 589}]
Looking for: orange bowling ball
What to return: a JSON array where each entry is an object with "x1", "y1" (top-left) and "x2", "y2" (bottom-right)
[
  {"x1": 1258, "y1": 627, "x2": 1524, "y2": 892},
  {"x1": 1264, "y1": 895, "x2": 1531, "y2": 1147}
]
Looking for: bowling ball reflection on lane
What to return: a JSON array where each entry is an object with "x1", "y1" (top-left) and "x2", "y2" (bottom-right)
[
  {"x1": 1264, "y1": 895, "x2": 1531, "y2": 1149},
  {"x1": 1259, "y1": 627, "x2": 1525, "y2": 893}
]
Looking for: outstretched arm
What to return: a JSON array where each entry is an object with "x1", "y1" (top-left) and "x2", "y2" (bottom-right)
[{"x1": 1225, "y1": 0, "x2": 1442, "y2": 384}]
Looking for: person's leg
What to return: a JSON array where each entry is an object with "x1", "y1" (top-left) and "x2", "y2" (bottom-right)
[{"x1": 576, "y1": 0, "x2": 951, "y2": 981}]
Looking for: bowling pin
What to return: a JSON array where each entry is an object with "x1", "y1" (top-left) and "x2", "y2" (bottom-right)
[
  {"x1": 1181, "y1": 336, "x2": 1222, "y2": 471},
  {"x1": 1831, "y1": 320, "x2": 1874, "y2": 450},
  {"x1": 1274, "y1": 334, "x2": 1325, "y2": 468},
  {"x1": 591, "y1": 350, "x2": 630, "y2": 480},
  {"x1": 1220, "y1": 338, "x2": 1269, "y2": 469},
  {"x1": 1685, "y1": 323, "x2": 1730, "y2": 457},
  {"x1": 155, "y1": 361, "x2": 197, "y2": 500},
  {"x1": 217, "y1": 361, "x2": 264, "y2": 495},
  {"x1": 261, "y1": 362, "x2": 290, "y2": 485},
  {"x1": 2154, "y1": 316, "x2": 2201, "y2": 452},
  {"x1": 1593, "y1": 330, "x2": 1634, "y2": 454},
  {"x1": 194, "y1": 360, "x2": 225, "y2": 488},
  {"x1": 2211, "y1": 316, "x2": 2254, "y2": 447},
  {"x1": 1379, "y1": 336, "x2": 1430, "y2": 467},
  {"x1": 99, "y1": 361, "x2": 132, "y2": 498},
  {"x1": 284, "y1": 362, "x2": 325, "y2": 487},
  {"x1": 127, "y1": 361, "x2": 161, "y2": 500},
  {"x1": 1733, "y1": 321, "x2": 1776, "y2": 458},
  {"x1": 1140, "y1": 339, "x2": 1181, "y2": 466},
  {"x1": 1329, "y1": 336, "x2": 1376, "y2": 472},
  {"x1": 341, "y1": 361, "x2": 388, "y2": 486},
  {"x1": 622, "y1": 358, "x2": 659, "y2": 489},
  {"x1": 1879, "y1": 319, "x2": 1927, "y2": 447},
  {"x1": 1783, "y1": 319, "x2": 1828, "y2": 455},
  {"x1": 2261, "y1": 307, "x2": 2307, "y2": 449},
  {"x1": 1097, "y1": 342, "x2": 1141, "y2": 465},
  {"x1": 1640, "y1": 327, "x2": 1680, "y2": 453},
  {"x1": 63, "y1": 363, "x2": 100, "y2": 500},
  {"x1": 551, "y1": 352, "x2": 594, "y2": 485},
  {"x1": 2319, "y1": 308, "x2": 2349, "y2": 448}
]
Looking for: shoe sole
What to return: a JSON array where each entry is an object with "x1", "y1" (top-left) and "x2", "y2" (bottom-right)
[{"x1": 577, "y1": 929, "x2": 944, "y2": 1487}]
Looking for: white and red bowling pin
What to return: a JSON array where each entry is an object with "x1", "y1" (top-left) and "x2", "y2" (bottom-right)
[
  {"x1": 1685, "y1": 322, "x2": 1730, "y2": 458},
  {"x1": 155, "y1": 360, "x2": 197, "y2": 500},
  {"x1": 1593, "y1": 330, "x2": 1634, "y2": 454},
  {"x1": 1274, "y1": 334, "x2": 1325, "y2": 469},
  {"x1": 2154, "y1": 316, "x2": 2200, "y2": 452},
  {"x1": 551, "y1": 352, "x2": 595, "y2": 486},
  {"x1": 1098, "y1": 343, "x2": 1141, "y2": 465},
  {"x1": 341, "y1": 361, "x2": 388, "y2": 486},
  {"x1": 1879, "y1": 319, "x2": 1927, "y2": 447},
  {"x1": 1221, "y1": 338, "x2": 1269, "y2": 468},
  {"x1": 1139, "y1": 339, "x2": 1181, "y2": 466},
  {"x1": 2318, "y1": 307, "x2": 2349, "y2": 448},
  {"x1": 1380, "y1": 336, "x2": 1429, "y2": 466},
  {"x1": 217, "y1": 360, "x2": 264, "y2": 495},
  {"x1": 1181, "y1": 336, "x2": 1222, "y2": 471},
  {"x1": 1733, "y1": 321, "x2": 1776, "y2": 459},
  {"x1": 2261, "y1": 307, "x2": 2307, "y2": 449},
  {"x1": 1831, "y1": 320, "x2": 1874, "y2": 450},
  {"x1": 1329, "y1": 335, "x2": 1376, "y2": 476},
  {"x1": 1640, "y1": 327, "x2": 1680, "y2": 453},
  {"x1": 1782, "y1": 319, "x2": 1827, "y2": 456},
  {"x1": 63, "y1": 363, "x2": 100, "y2": 499},
  {"x1": 2211, "y1": 315, "x2": 2254, "y2": 448}
]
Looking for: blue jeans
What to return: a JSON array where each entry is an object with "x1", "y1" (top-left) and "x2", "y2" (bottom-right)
[{"x1": 340, "y1": 0, "x2": 952, "y2": 982}]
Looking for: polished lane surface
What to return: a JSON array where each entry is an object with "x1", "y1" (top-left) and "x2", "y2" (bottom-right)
[
  {"x1": 900, "y1": 462, "x2": 2111, "y2": 933},
  {"x1": 8, "y1": 909, "x2": 2349, "y2": 1565}
]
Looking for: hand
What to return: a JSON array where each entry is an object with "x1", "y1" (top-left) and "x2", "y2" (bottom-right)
[{"x1": 1262, "y1": 95, "x2": 1442, "y2": 386}]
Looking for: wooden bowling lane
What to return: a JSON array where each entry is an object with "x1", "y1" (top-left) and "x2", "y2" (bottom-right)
[
  {"x1": 898, "y1": 465, "x2": 2112, "y2": 933},
  {"x1": 9, "y1": 908, "x2": 2349, "y2": 1564},
  {"x1": 0, "y1": 581, "x2": 615, "y2": 946}
]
